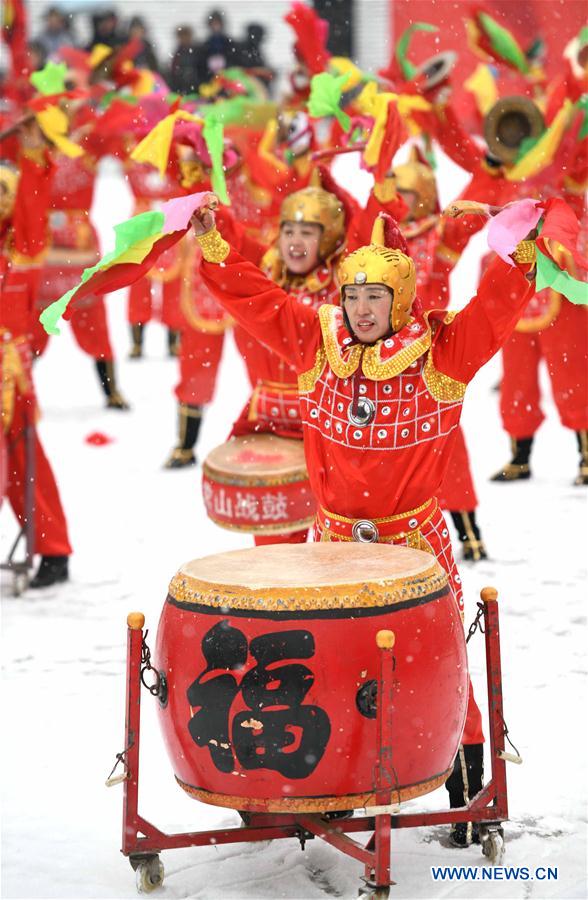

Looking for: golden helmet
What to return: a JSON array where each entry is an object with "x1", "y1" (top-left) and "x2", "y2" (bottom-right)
[
  {"x1": 338, "y1": 218, "x2": 416, "y2": 333},
  {"x1": 393, "y1": 147, "x2": 437, "y2": 220},
  {"x1": 0, "y1": 162, "x2": 19, "y2": 222},
  {"x1": 280, "y1": 186, "x2": 346, "y2": 259}
]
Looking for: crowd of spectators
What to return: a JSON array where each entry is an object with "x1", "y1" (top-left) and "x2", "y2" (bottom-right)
[{"x1": 28, "y1": 6, "x2": 273, "y2": 94}]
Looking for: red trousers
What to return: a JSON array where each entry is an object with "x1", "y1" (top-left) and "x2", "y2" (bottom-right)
[
  {"x1": 32, "y1": 295, "x2": 114, "y2": 361},
  {"x1": 4, "y1": 362, "x2": 72, "y2": 556},
  {"x1": 127, "y1": 276, "x2": 182, "y2": 330},
  {"x1": 175, "y1": 326, "x2": 226, "y2": 406},
  {"x1": 500, "y1": 303, "x2": 588, "y2": 437},
  {"x1": 437, "y1": 425, "x2": 478, "y2": 513}
]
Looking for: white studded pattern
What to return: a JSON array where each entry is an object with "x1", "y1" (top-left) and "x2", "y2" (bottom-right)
[{"x1": 300, "y1": 355, "x2": 463, "y2": 452}]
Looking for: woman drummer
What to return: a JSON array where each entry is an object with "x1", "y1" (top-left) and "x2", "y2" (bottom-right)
[
  {"x1": 188, "y1": 200, "x2": 537, "y2": 845},
  {"x1": 205, "y1": 169, "x2": 405, "y2": 545}
]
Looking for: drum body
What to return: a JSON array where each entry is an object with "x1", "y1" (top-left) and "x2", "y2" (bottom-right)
[
  {"x1": 155, "y1": 544, "x2": 468, "y2": 813},
  {"x1": 202, "y1": 434, "x2": 315, "y2": 535}
]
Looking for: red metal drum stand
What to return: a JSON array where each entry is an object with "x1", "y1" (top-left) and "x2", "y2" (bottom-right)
[{"x1": 112, "y1": 587, "x2": 514, "y2": 897}]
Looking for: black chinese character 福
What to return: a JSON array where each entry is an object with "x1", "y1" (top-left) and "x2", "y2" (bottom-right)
[{"x1": 187, "y1": 623, "x2": 330, "y2": 778}]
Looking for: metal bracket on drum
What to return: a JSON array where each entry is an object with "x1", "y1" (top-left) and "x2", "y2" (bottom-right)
[{"x1": 114, "y1": 588, "x2": 515, "y2": 894}]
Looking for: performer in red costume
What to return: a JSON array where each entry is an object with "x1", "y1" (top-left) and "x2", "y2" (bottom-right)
[
  {"x1": 190, "y1": 197, "x2": 536, "y2": 846},
  {"x1": 392, "y1": 149, "x2": 488, "y2": 560},
  {"x1": 228, "y1": 183, "x2": 347, "y2": 544},
  {"x1": 0, "y1": 125, "x2": 72, "y2": 588},
  {"x1": 125, "y1": 157, "x2": 184, "y2": 359},
  {"x1": 491, "y1": 166, "x2": 588, "y2": 485},
  {"x1": 162, "y1": 144, "x2": 266, "y2": 469},
  {"x1": 164, "y1": 231, "x2": 239, "y2": 469},
  {"x1": 414, "y1": 88, "x2": 588, "y2": 485},
  {"x1": 31, "y1": 111, "x2": 129, "y2": 410}
]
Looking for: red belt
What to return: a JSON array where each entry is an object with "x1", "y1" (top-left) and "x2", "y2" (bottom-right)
[{"x1": 317, "y1": 498, "x2": 438, "y2": 543}]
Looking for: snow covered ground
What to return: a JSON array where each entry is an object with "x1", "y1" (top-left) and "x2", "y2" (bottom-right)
[{"x1": 1, "y1": 153, "x2": 587, "y2": 900}]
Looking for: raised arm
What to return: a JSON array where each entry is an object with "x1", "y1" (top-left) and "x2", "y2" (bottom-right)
[
  {"x1": 193, "y1": 207, "x2": 321, "y2": 374},
  {"x1": 432, "y1": 244, "x2": 536, "y2": 384}
]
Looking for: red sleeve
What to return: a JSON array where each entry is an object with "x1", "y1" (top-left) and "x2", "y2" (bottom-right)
[
  {"x1": 415, "y1": 102, "x2": 484, "y2": 174},
  {"x1": 429, "y1": 169, "x2": 519, "y2": 284},
  {"x1": 215, "y1": 207, "x2": 266, "y2": 266},
  {"x1": 432, "y1": 255, "x2": 535, "y2": 383},
  {"x1": 200, "y1": 246, "x2": 321, "y2": 373},
  {"x1": 12, "y1": 150, "x2": 53, "y2": 259}
]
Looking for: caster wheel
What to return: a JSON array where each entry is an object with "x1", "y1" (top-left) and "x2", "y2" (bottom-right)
[
  {"x1": 13, "y1": 573, "x2": 27, "y2": 597},
  {"x1": 135, "y1": 856, "x2": 164, "y2": 893},
  {"x1": 481, "y1": 826, "x2": 505, "y2": 865},
  {"x1": 358, "y1": 887, "x2": 390, "y2": 899}
]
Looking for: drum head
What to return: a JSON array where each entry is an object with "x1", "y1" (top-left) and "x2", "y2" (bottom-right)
[
  {"x1": 204, "y1": 434, "x2": 307, "y2": 480},
  {"x1": 175, "y1": 542, "x2": 443, "y2": 594},
  {"x1": 484, "y1": 95, "x2": 545, "y2": 164}
]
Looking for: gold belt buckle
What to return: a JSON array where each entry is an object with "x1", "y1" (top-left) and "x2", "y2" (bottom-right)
[{"x1": 352, "y1": 519, "x2": 379, "y2": 543}]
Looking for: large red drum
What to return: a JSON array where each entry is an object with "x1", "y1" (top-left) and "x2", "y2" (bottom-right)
[
  {"x1": 202, "y1": 434, "x2": 315, "y2": 535},
  {"x1": 155, "y1": 544, "x2": 468, "y2": 813}
]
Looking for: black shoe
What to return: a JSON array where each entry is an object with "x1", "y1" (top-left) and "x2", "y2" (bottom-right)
[
  {"x1": 491, "y1": 436, "x2": 533, "y2": 482},
  {"x1": 29, "y1": 555, "x2": 69, "y2": 589},
  {"x1": 164, "y1": 448, "x2": 197, "y2": 469},
  {"x1": 106, "y1": 391, "x2": 131, "y2": 411},
  {"x1": 449, "y1": 821, "x2": 480, "y2": 847}
]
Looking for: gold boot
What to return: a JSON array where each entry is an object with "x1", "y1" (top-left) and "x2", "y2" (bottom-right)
[
  {"x1": 95, "y1": 360, "x2": 131, "y2": 410},
  {"x1": 129, "y1": 324, "x2": 144, "y2": 359},
  {"x1": 164, "y1": 404, "x2": 202, "y2": 468},
  {"x1": 449, "y1": 511, "x2": 488, "y2": 562},
  {"x1": 574, "y1": 430, "x2": 588, "y2": 486},
  {"x1": 491, "y1": 436, "x2": 533, "y2": 482}
]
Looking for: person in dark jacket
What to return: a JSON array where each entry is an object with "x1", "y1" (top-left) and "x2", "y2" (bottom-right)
[
  {"x1": 237, "y1": 22, "x2": 274, "y2": 93},
  {"x1": 86, "y1": 10, "x2": 123, "y2": 51},
  {"x1": 127, "y1": 17, "x2": 159, "y2": 71},
  {"x1": 169, "y1": 25, "x2": 201, "y2": 95},
  {"x1": 201, "y1": 9, "x2": 237, "y2": 79},
  {"x1": 37, "y1": 7, "x2": 74, "y2": 58}
]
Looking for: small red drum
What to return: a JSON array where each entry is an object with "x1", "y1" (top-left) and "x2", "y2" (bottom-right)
[
  {"x1": 155, "y1": 543, "x2": 468, "y2": 813},
  {"x1": 202, "y1": 434, "x2": 315, "y2": 535}
]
